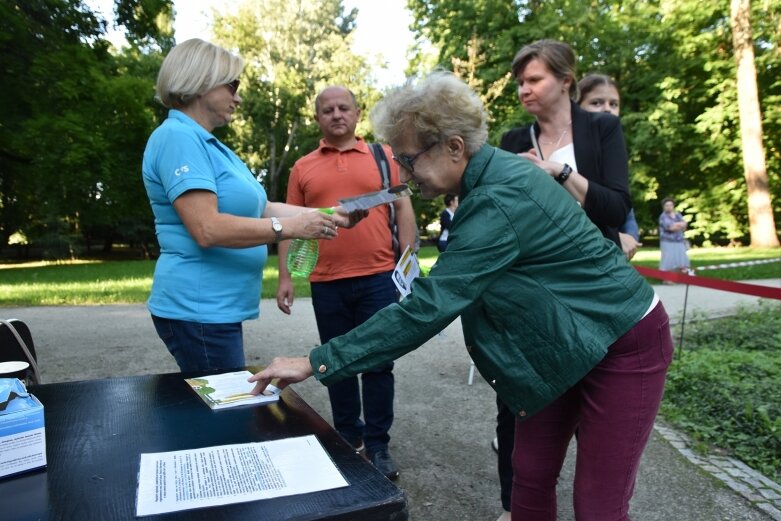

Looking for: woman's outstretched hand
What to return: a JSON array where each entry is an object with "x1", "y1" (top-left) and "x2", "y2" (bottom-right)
[{"x1": 248, "y1": 356, "x2": 314, "y2": 395}]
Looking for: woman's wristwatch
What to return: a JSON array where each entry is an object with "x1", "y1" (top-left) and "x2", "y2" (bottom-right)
[
  {"x1": 555, "y1": 163, "x2": 572, "y2": 184},
  {"x1": 270, "y1": 217, "x2": 283, "y2": 242}
]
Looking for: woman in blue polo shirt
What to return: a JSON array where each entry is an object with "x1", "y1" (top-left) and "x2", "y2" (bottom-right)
[{"x1": 143, "y1": 39, "x2": 350, "y2": 372}]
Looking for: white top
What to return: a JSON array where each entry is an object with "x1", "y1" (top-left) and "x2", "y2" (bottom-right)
[{"x1": 548, "y1": 143, "x2": 578, "y2": 172}]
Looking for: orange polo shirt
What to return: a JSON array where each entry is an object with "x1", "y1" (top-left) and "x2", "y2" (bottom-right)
[{"x1": 286, "y1": 137, "x2": 401, "y2": 282}]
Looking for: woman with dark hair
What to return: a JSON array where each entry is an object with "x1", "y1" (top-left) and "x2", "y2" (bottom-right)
[
  {"x1": 577, "y1": 73, "x2": 642, "y2": 260},
  {"x1": 577, "y1": 73, "x2": 620, "y2": 115}
]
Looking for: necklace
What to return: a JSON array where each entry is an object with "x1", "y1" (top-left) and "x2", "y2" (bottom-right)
[{"x1": 538, "y1": 126, "x2": 569, "y2": 148}]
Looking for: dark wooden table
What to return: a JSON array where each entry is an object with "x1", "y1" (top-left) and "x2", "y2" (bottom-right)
[{"x1": 4, "y1": 369, "x2": 408, "y2": 520}]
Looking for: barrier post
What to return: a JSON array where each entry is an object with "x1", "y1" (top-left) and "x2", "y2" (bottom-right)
[{"x1": 678, "y1": 282, "x2": 690, "y2": 358}]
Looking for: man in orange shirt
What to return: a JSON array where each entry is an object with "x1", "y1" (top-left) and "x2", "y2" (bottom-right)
[{"x1": 276, "y1": 86, "x2": 417, "y2": 480}]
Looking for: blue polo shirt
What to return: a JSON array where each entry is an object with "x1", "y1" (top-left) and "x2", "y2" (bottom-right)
[{"x1": 142, "y1": 110, "x2": 268, "y2": 323}]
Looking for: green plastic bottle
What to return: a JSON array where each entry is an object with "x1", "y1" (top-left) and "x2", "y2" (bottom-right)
[{"x1": 287, "y1": 208, "x2": 334, "y2": 278}]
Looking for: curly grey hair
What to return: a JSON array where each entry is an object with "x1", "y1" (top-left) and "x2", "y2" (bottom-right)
[{"x1": 370, "y1": 71, "x2": 488, "y2": 156}]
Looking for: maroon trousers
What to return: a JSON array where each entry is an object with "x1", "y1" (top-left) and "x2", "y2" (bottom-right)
[{"x1": 511, "y1": 302, "x2": 673, "y2": 521}]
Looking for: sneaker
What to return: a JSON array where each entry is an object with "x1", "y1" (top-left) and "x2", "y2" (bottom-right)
[
  {"x1": 496, "y1": 510, "x2": 511, "y2": 521},
  {"x1": 491, "y1": 437, "x2": 499, "y2": 454},
  {"x1": 369, "y1": 448, "x2": 399, "y2": 480}
]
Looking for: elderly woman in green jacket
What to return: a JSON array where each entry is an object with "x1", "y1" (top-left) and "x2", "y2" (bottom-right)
[{"x1": 250, "y1": 71, "x2": 673, "y2": 521}]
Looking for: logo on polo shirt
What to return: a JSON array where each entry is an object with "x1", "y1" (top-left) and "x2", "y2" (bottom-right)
[{"x1": 174, "y1": 164, "x2": 190, "y2": 176}]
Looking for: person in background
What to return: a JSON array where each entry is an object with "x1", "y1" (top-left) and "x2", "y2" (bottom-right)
[
  {"x1": 275, "y1": 85, "x2": 417, "y2": 480},
  {"x1": 437, "y1": 194, "x2": 458, "y2": 252},
  {"x1": 495, "y1": 40, "x2": 633, "y2": 521},
  {"x1": 142, "y1": 39, "x2": 359, "y2": 373},
  {"x1": 250, "y1": 71, "x2": 673, "y2": 521},
  {"x1": 658, "y1": 197, "x2": 690, "y2": 277},
  {"x1": 577, "y1": 73, "x2": 642, "y2": 260}
]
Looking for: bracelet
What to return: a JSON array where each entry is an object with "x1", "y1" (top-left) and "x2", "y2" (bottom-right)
[{"x1": 555, "y1": 163, "x2": 572, "y2": 184}]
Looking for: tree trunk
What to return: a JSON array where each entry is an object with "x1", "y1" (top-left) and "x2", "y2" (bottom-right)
[
  {"x1": 266, "y1": 120, "x2": 299, "y2": 203},
  {"x1": 268, "y1": 131, "x2": 278, "y2": 202},
  {"x1": 730, "y1": 0, "x2": 779, "y2": 247}
]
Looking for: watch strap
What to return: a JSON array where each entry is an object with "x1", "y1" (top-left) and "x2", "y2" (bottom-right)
[
  {"x1": 270, "y1": 217, "x2": 283, "y2": 242},
  {"x1": 555, "y1": 163, "x2": 572, "y2": 184}
]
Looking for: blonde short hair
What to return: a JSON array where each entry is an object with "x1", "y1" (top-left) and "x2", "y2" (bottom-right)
[
  {"x1": 155, "y1": 39, "x2": 244, "y2": 109},
  {"x1": 370, "y1": 71, "x2": 488, "y2": 156}
]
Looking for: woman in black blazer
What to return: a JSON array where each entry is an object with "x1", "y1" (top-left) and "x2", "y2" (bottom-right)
[
  {"x1": 492, "y1": 39, "x2": 633, "y2": 521},
  {"x1": 499, "y1": 41, "x2": 631, "y2": 248}
]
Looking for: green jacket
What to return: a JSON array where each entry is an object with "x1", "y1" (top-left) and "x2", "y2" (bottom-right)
[{"x1": 310, "y1": 145, "x2": 654, "y2": 420}]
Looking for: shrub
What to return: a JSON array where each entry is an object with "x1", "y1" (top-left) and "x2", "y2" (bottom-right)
[{"x1": 661, "y1": 303, "x2": 781, "y2": 482}]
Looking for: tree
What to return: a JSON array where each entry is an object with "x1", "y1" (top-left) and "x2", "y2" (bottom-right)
[
  {"x1": 730, "y1": 0, "x2": 779, "y2": 247},
  {"x1": 0, "y1": 0, "x2": 165, "y2": 258},
  {"x1": 0, "y1": 0, "x2": 109, "y2": 256},
  {"x1": 406, "y1": 0, "x2": 781, "y2": 246},
  {"x1": 212, "y1": 0, "x2": 375, "y2": 202},
  {"x1": 114, "y1": 0, "x2": 175, "y2": 52}
]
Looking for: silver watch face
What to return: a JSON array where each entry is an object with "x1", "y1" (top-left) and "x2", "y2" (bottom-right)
[{"x1": 272, "y1": 218, "x2": 282, "y2": 232}]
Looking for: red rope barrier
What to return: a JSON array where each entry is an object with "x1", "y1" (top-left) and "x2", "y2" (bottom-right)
[{"x1": 634, "y1": 266, "x2": 781, "y2": 300}]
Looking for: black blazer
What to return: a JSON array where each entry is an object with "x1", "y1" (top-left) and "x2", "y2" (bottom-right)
[{"x1": 499, "y1": 102, "x2": 630, "y2": 247}]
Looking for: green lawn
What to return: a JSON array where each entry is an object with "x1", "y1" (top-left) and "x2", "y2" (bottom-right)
[
  {"x1": 0, "y1": 245, "x2": 778, "y2": 306},
  {"x1": 632, "y1": 246, "x2": 781, "y2": 280}
]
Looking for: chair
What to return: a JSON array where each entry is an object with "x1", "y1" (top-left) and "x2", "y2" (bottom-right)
[
  {"x1": 0, "y1": 319, "x2": 41, "y2": 385},
  {"x1": 467, "y1": 359, "x2": 476, "y2": 385}
]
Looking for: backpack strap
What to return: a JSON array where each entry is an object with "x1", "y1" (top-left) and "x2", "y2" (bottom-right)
[
  {"x1": 0, "y1": 319, "x2": 41, "y2": 385},
  {"x1": 368, "y1": 143, "x2": 400, "y2": 260},
  {"x1": 369, "y1": 143, "x2": 391, "y2": 189}
]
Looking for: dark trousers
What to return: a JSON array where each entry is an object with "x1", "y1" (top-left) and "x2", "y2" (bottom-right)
[
  {"x1": 152, "y1": 315, "x2": 244, "y2": 372},
  {"x1": 311, "y1": 271, "x2": 397, "y2": 453}
]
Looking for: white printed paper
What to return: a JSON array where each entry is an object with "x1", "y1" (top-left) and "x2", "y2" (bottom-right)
[
  {"x1": 392, "y1": 245, "x2": 421, "y2": 299},
  {"x1": 136, "y1": 435, "x2": 348, "y2": 516}
]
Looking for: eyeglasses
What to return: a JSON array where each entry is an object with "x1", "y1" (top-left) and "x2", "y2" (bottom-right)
[
  {"x1": 392, "y1": 142, "x2": 438, "y2": 173},
  {"x1": 225, "y1": 79, "x2": 240, "y2": 96}
]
